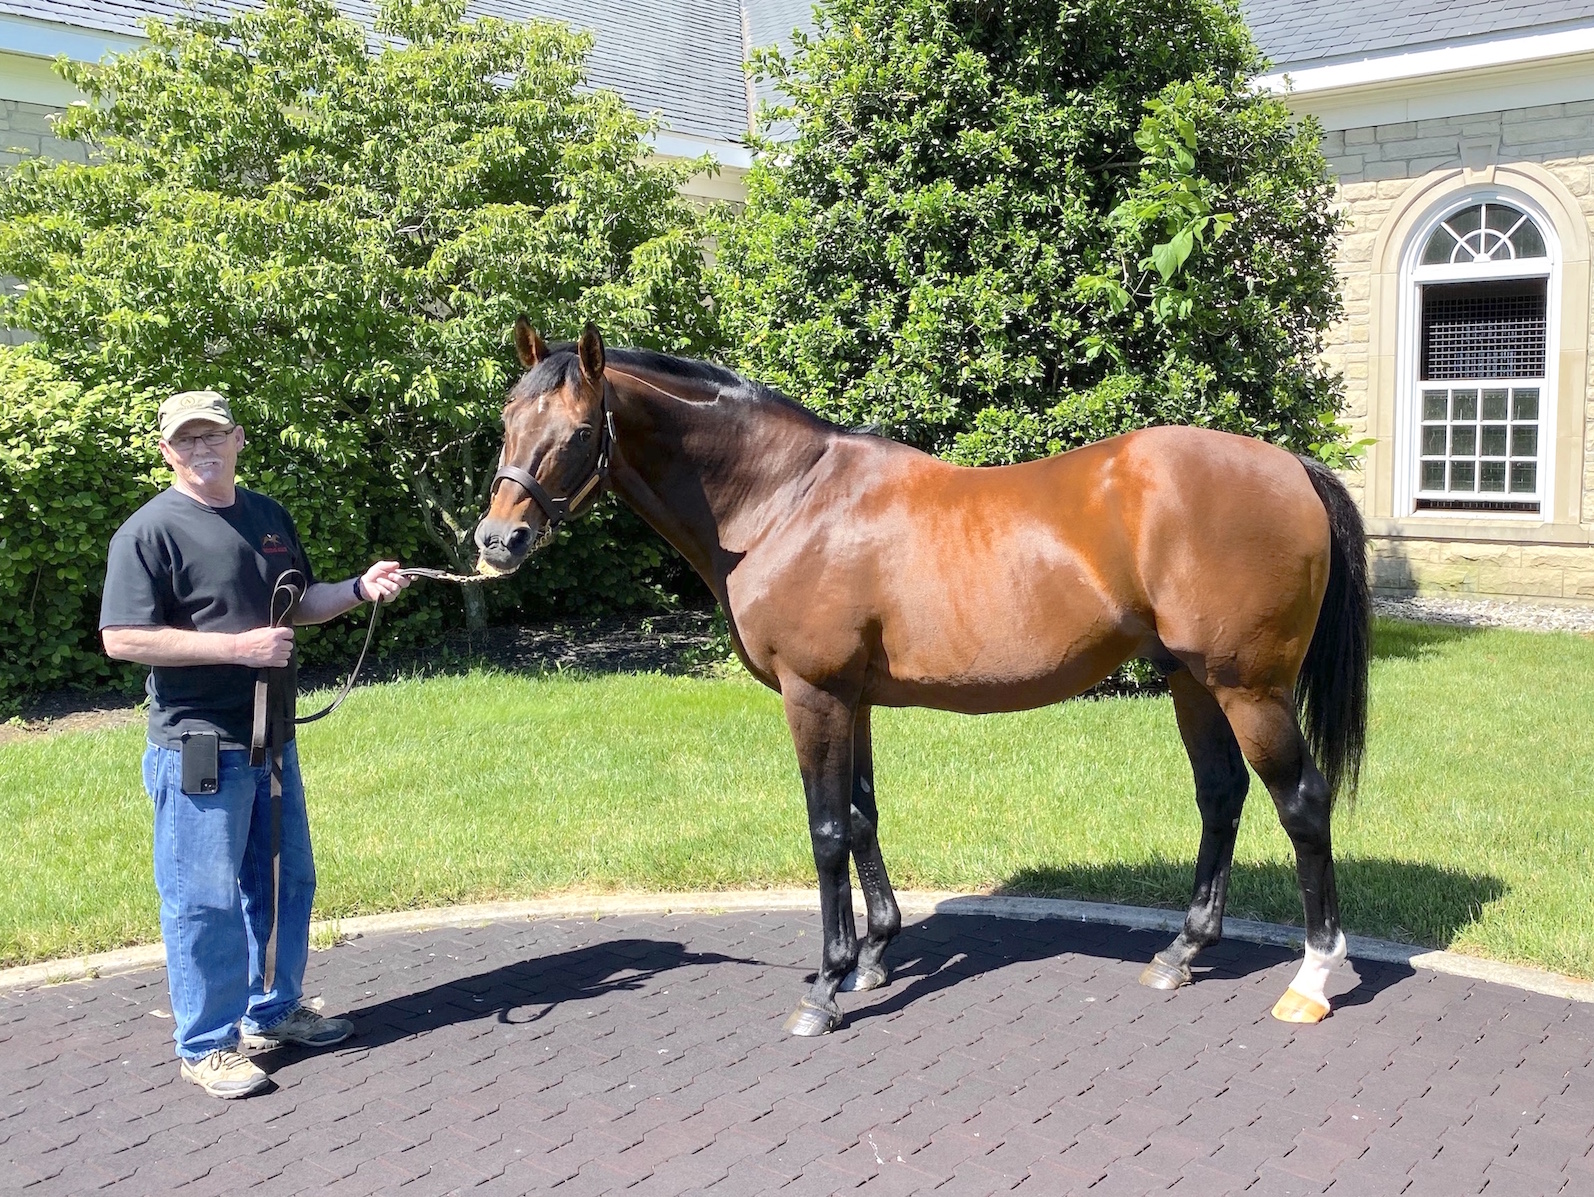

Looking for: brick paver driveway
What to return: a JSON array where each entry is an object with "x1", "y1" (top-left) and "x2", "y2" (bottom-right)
[{"x1": 4, "y1": 910, "x2": 1591, "y2": 1195}]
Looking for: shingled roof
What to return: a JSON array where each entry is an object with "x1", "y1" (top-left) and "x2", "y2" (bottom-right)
[
  {"x1": 1241, "y1": 0, "x2": 1594, "y2": 72},
  {"x1": 7, "y1": 1, "x2": 1594, "y2": 136},
  {"x1": 0, "y1": 0, "x2": 761, "y2": 143}
]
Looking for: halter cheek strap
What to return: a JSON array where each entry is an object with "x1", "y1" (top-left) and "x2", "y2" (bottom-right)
[{"x1": 491, "y1": 398, "x2": 617, "y2": 532}]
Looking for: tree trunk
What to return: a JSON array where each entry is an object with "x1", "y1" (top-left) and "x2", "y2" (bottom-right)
[
  {"x1": 440, "y1": 533, "x2": 489, "y2": 632},
  {"x1": 460, "y1": 577, "x2": 487, "y2": 632},
  {"x1": 412, "y1": 465, "x2": 490, "y2": 632}
]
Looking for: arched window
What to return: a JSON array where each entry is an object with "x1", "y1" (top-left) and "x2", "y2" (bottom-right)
[
  {"x1": 1407, "y1": 198, "x2": 1554, "y2": 514},
  {"x1": 1420, "y1": 201, "x2": 1547, "y2": 265}
]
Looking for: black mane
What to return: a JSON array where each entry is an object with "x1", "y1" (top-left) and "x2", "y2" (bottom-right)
[
  {"x1": 607, "y1": 347, "x2": 751, "y2": 394},
  {"x1": 522, "y1": 343, "x2": 849, "y2": 434}
]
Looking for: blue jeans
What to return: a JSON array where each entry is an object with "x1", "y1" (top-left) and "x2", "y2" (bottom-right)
[{"x1": 142, "y1": 740, "x2": 316, "y2": 1060}]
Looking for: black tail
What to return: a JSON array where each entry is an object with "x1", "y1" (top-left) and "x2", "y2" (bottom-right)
[{"x1": 1295, "y1": 456, "x2": 1371, "y2": 805}]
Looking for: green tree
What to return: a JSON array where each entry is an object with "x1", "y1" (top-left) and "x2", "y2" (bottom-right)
[
  {"x1": 711, "y1": 0, "x2": 1347, "y2": 464},
  {"x1": 0, "y1": 0, "x2": 717, "y2": 636}
]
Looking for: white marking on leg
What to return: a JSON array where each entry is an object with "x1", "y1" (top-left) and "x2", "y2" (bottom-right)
[{"x1": 1286, "y1": 931, "x2": 1347, "y2": 1007}]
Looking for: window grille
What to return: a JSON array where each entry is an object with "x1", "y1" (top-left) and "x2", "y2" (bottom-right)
[{"x1": 1420, "y1": 281, "x2": 1546, "y2": 381}]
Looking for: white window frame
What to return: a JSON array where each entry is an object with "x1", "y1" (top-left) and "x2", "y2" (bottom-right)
[{"x1": 1393, "y1": 190, "x2": 1560, "y2": 520}]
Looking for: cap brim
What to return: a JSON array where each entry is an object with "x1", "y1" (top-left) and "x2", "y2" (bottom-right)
[{"x1": 161, "y1": 413, "x2": 234, "y2": 439}]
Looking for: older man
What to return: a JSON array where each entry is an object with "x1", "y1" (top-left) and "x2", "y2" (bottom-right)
[{"x1": 101, "y1": 390, "x2": 411, "y2": 1099}]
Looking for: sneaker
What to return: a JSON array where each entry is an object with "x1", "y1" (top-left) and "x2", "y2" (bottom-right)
[
  {"x1": 181, "y1": 1049, "x2": 269, "y2": 1099},
  {"x1": 240, "y1": 1005, "x2": 354, "y2": 1050}
]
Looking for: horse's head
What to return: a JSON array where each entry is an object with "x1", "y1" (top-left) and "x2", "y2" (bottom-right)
[{"x1": 474, "y1": 316, "x2": 613, "y2": 576}]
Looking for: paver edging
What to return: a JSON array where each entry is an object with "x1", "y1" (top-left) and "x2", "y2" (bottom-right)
[{"x1": 5, "y1": 889, "x2": 1590, "y2": 1004}]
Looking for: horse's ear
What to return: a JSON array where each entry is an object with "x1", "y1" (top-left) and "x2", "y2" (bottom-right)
[
  {"x1": 578, "y1": 322, "x2": 605, "y2": 382},
  {"x1": 512, "y1": 316, "x2": 547, "y2": 368}
]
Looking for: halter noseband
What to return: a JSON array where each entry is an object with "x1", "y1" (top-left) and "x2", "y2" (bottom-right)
[{"x1": 490, "y1": 384, "x2": 617, "y2": 541}]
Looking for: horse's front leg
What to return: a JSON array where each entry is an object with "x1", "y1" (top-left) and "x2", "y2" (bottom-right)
[
  {"x1": 842, "y1": 705, "x2": 900, "y2": 993},
  {"x1": 779, "y1": 678, "x2": 859, "y2": 1036}
]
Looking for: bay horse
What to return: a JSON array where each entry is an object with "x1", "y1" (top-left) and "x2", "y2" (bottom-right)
[{"x1": 474, "y1": 320, "x2": 1371, "y2": 1036}]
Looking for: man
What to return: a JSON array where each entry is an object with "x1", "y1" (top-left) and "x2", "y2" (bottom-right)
[{"x1": 101, "y1": 390, "x2": 412, "y2": 1099}]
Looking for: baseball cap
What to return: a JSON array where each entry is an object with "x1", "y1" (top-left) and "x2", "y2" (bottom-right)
[{"x1": 158, "y1": 390, "x2": 235, "y2": 441}]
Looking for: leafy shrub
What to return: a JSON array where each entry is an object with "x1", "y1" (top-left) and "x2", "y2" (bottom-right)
[{"x1": 0, "y1": 348, "x2": 157, "y2": 705}]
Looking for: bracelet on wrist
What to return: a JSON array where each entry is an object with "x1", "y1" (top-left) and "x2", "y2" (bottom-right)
[{"x1": 352, "y1": 576, "x2": 367, "y2": 604}]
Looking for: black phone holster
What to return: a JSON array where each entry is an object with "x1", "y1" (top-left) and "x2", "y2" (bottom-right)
[{"x1": 179, "y1": 731, "x2": 220, "y2": 795}]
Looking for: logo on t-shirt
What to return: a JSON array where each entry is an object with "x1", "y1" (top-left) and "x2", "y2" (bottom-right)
[{"x1": 261, "y1": 533, "x2": 291, "y2": 556}]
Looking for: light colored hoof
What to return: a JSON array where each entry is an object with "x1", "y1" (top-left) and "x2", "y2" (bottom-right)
[
  {"x1": 840, "y1": 965, "x2": 887, "y2": 993},
  {"x1": 782, "y1": 997, "x2": 842, "y2": 1037},
  {"x1": 1138, "y1": 957, "x2": 1191, "y2": 991},
  {"x1": 1271, "y1": 987, "x2": 1330, "y2": 1024}
]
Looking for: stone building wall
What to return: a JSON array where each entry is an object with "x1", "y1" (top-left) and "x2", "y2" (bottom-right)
[
  {"x1": 0, "y1": 99, "x2": 82, "y2": 345},
  {"x1": 1319, "y1": 102, "x2": 1594, "y2": 602},
  {"x1": 0, "y1": 98, "x2": 86, "y2": 169}
]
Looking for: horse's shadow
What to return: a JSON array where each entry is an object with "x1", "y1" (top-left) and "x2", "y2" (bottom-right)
[
  {"x1": 280, "y1": 939, "x2": 767, "y2": 1064},
  {"x1": 838, "y1": 909, "x2": 1398, "y2": 1030},
  {"x1": 275, "y1": 855, "x2": 1500, "y2": 1064},
  {"x1": 298, "y1": 922, "x2": 1277, "y2": 1065},
  {"x1": 858, "y1": 855, "x2": 1506, "y2": 1021}
]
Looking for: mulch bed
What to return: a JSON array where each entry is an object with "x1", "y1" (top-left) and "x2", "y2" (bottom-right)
[{"x1": 0, "y1": 611, "x2": 723, "y2": 745}]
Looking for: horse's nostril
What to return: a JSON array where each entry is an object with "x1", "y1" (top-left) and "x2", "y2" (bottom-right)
[{"x1": 505, "y1": 526, "x2": 532, "y2": 554}]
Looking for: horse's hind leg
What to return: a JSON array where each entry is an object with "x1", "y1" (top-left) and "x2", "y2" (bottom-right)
[
  {"x1": 1141, "y1": 669, "x2": 1251, "y2": 991},
  {"x1": 841, "y1": 706, "x2": 900, "y2": 993},
  {"x1": 1217, "y1": 688, "x2": 1346, "y2": 1024}
]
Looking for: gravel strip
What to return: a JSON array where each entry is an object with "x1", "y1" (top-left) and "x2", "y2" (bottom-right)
[{"x1": 1373, "y1": 593, "x2": 1594, "y2": 634}]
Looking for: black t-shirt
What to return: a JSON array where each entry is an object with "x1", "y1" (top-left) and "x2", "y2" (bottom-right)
[{"x1": 100, "y1": 486, "x2": 315, "y2": 750}]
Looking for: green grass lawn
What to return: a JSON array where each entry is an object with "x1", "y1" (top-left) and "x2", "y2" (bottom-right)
[{"x1": 3, "y1": 618, "x2": 1592, "y2": 977}]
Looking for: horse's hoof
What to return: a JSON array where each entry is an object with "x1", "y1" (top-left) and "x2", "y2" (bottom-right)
[
  {"x1": 1138, "y1": 956, "x2": 1191, "y2": 991},
  {"x1": 1271, "y1": 987, "x2": 1330, "y2": 1024},
  {"x1": 782, "y1": 997, "x2": 842, "y2": 1036},
  {"x1": 840, "y1": 965, "x2": 887, "y2": 992}
]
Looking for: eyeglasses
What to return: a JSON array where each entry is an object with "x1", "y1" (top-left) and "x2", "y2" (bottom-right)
[{"x1": 167, "y1": 427, "x2": 236, "y2": 451}]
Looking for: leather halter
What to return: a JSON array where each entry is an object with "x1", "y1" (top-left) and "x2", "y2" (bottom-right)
[{"x1": 491, "y1": 384, "x2": 617, "y2": 535}]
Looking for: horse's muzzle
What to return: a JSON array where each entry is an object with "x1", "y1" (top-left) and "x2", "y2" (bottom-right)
[{"x1": 473, "y1": 518, "x2": 537, "y2": 575}]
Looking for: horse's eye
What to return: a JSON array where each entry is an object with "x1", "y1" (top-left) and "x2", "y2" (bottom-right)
[{"x1": 574, "y1": 427, "x2": 592, "y2": 444}]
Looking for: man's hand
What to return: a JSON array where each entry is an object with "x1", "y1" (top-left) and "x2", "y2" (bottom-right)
[
  {"x1": 293, "y1": 561, "x2": 410, "y2": 625},
  {"x1": 103, "y1": 625, "x2": 291, "y2": 669},
  {"x1": 232, "y1": 625, "x2": 295, "y2": 668},
  {"x1": 360, "y1": 560, "x2": 412, "y2": 605}
]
